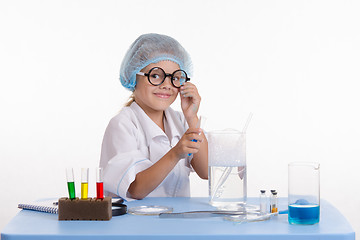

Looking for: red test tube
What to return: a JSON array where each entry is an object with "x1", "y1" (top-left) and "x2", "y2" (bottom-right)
[{"x1": 96, "y1": 167, "x2": 104, "y2": 199}]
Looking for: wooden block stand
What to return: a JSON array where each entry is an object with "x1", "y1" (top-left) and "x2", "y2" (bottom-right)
[{"x1": 58, "y1": 197, "x2": 112, "y2": 221}]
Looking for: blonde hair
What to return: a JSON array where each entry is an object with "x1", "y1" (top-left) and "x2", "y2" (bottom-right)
[{"x1": 124, "y1": 93, "x2": 135, "y2": 107}]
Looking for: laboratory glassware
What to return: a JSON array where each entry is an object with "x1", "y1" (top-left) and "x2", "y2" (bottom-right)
[
  {"x1": 81, "y1": 168, "x2": 89, "y2": 199},
  {"x1": 66, "y1": 168, "x2": 76, "y2": 199},
  {"x1": 270, "y1": 191, "x2": 278, "y2": 214},
  {"x1": 208, "y1": 129, "x2": 247, "y2": 210},
  {"x1": 96, "y1": 167, "x2": 104, "y2": 199},
  {"x1": 288, "y1": 162, "x2": 320, "y2": 224},
  {"x1": 259, "y1": 190, "x2": 267, "y2": 214},
  {"x1": 128, "y1": 206, "x2": 173, "y2": 216}
]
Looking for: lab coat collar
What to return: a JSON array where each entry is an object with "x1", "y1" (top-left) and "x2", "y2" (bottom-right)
[{"x1": 130, "y1": 102, "x2": 182, "y2": 146}]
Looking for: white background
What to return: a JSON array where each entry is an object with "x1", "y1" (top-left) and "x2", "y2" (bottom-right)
[{"x1": 1, "y1": 0, "x2": 359, "y2": 238}]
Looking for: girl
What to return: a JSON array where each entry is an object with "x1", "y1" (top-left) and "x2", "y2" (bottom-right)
[{"x1": 100, "y1": 33, "x2": 208, "y2": 201}]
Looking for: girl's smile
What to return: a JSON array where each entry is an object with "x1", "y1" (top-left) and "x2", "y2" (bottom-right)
[{"x1": 154, "y1": 91, "x2": 172, "y2": 99}]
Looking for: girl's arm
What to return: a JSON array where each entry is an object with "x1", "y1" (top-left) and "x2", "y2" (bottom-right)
[
  {"x1": 179, "y1": 82, "x2": 209, "y2": 180},
  {"x1": 128, "y1": 127, "x2": 203, "y2": 200}
]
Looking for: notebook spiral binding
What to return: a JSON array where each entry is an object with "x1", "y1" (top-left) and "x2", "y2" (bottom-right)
[{"x1": 18, "y1": 203, "x2": 58, "y2": 214}]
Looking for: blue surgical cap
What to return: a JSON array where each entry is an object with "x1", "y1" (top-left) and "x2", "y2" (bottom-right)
[{"x1": 120, "y1": 33, "x2": 193, "y2": 91}]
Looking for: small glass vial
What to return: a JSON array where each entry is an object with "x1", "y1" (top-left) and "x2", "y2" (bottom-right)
[
  {"x1": 269, "y1": 190, "x2": 276, "y2": 212},
  {"x1": 270, "y1": 191, "x2": 278, "y2": 214},
  {"x1": 259, "y1": 190, "x2": 267, "y2": 214}
]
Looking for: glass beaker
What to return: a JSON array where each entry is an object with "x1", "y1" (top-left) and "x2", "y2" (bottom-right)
[
  {"x1": 208, "y1": 129, "x2": 246, "y2": 210},
  {"x1": 288, "y1": 162, "x2": 320, "y2": 225}
]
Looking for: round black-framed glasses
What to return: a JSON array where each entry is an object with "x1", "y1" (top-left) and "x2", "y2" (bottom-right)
[{"x1": 137, "y1": 67, "x2": 190, "y2": 88}]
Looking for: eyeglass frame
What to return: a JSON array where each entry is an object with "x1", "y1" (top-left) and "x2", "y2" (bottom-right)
[{"x1": 136, "y1": 67, "x2": 190, "y2": 88}]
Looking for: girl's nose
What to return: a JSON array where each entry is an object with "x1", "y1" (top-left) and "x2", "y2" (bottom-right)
[{"x1": 160, "y1": 76, "x2": 172, "y2": 89}]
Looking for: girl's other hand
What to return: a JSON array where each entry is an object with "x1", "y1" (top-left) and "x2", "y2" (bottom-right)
[
  {"x1": 180, "y1": 82, "x2": 201, "y2": 127},
  {"x1": 173, "y1": 128, "x2": 203, "y2": 159}
]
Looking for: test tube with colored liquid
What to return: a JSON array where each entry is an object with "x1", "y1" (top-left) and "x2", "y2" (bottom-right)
[
  {"x1": 81, "y1": 168, "x2": 89, "y2": 199},
  {"x1": 66, "y1": 168, "x2": 76, "y2": 199},
  {"x1": 96, "y1": 167, "x2": 104, "y2": 199}
]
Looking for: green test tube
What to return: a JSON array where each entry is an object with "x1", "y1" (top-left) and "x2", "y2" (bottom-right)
[{"x1": 66, "y1": 168, "x2": 76, "y2": 199}]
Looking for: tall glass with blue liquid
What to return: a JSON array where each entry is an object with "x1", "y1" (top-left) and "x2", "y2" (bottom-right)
[
  {"x1": 288, "y1": 162, "x2": 320, "y2": 225},
  {"x1": 208, "y1": 130, "x2": 247, "y2": 210}
]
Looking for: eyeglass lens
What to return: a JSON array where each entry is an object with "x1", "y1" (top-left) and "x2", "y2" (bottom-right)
[{"x1": 148, "y1": 67, "x2": 187, "y2": 88}]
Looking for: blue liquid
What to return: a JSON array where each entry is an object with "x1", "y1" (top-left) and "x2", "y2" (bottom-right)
[{"x1": 288, "y1": 204, "x2": 320, "y2": 225}]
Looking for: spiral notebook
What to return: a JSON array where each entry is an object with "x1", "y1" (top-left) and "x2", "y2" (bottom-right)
[{"x1": 18, "y1": 200, "x2": 58, "y2": 214}]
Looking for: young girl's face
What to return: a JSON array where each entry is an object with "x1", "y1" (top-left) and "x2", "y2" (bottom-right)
[{"x1": 134, "y1": 60, "x2": 180, "y2": 114}]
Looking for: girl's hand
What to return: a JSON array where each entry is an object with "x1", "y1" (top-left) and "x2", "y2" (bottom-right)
[
  {"x1": 180, "y1": 82, "x2": 201, "y2": 127},
  {"x1": 172, "y1": 128, "x2": 204, "y2": 159}
]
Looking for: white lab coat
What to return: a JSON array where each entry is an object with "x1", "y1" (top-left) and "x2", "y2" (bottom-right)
[{"x1": 100, "y1": 102, "x2": 193, "y2": 201}]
